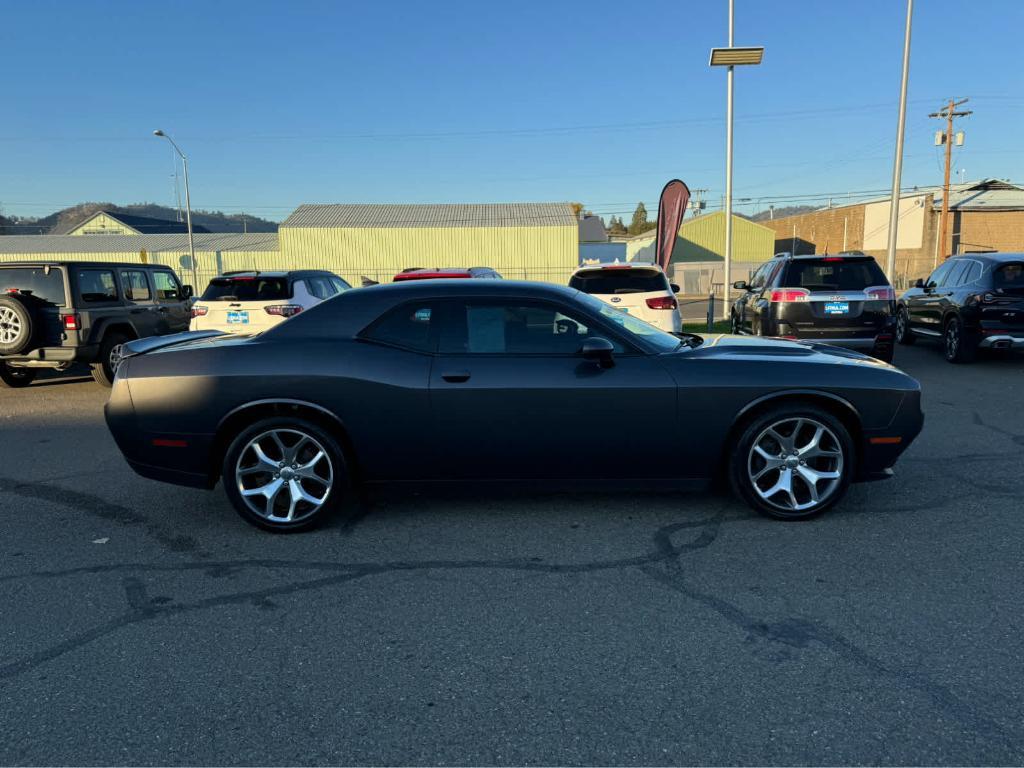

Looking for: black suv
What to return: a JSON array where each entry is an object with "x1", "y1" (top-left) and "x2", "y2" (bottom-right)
[
  {"x1": 730, "y1": 252, "x2": 896, "y2": 362},
  {"x1": 895, "y1": 253, "x2": 1024, "y2": 363},
  {"x1": 0, "y1": 261, "x2": 193, "y2": 388}
]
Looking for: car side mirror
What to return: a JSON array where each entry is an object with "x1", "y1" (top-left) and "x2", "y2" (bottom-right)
[
  {"x1": 580, "y1": 337, "x2": 615, "y2": 369},
  {"x1": 733, "y1": 280, "x2": 749, "y2": 290},
  {"x1": 913, "y1": 278, "x2": 925, "y2": 289},
  {"x1": 670, "y1": 283, "x2": 681, "y2": 294},
  {"x1": 182, "y1": 284, "x2": 194, "y2": 299}
]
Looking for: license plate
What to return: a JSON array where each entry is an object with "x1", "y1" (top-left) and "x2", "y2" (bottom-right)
[
  {"x1": 227, "y1": 311, "x2": 249, "y2": 324},
  {"x1": 824, "y1": 301, "x2": 849, "y2": 315}
]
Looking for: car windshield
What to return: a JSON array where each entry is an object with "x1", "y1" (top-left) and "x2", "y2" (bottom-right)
[
  {"x1": 993, "y1": 263, "x2": 1024, "y2": 295},
  {"x1": 782, "y1": 258, "x2": 888, "y2": 292},
  {"x1": 575, "y1": 292, "x2": 685, "y2": 352},
  {"x1": 570, "y1": 268, "x2": 668, "y2": 295},
  {"x1": 0, "y1": 267, "x2": 66, "y2": 305},
  {"x1": 201, "y1": 277, "x2": 290, "y2": 301}
]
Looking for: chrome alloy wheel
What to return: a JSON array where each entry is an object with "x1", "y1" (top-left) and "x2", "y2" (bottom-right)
[
  {"x1": 945, "y1": 321, "x2": 960, "y2": 359},
  {"x1": 109, "y1": 343, "x2": 124, "y2": 374},
  {"x1": 896, "y1": 309, "x2": 907, "y2": 341},
  {"x1": 747, "y1": 417, "x2": 843, "y2": 513},
  {"x1": 235, "y1": 429, "x2": 334, "y2": 523},
  {"x1": 0, "y1": 306, "x2": 22, "y2": 345}
]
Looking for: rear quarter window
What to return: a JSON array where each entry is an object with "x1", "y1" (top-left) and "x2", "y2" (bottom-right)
[
  {"x1": 782, "y1": 259, "x2": 888, "y2": 291},
  {"x1": 0, "y1": 267, "x2": 66, "y2": 305},
  {"x1": 77, "y1": 269, "x2": 118, "y2": 302}
]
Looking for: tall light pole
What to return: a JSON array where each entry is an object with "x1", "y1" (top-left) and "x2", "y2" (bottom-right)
[
  {"x1": 152, "y1": 129, "x2": 197, "y2": 288},
  {"x1": 885, "y1": 0, "x2": 914, "y2": 285},
  {"x1": 709, "y1": 2, "x2": 763, "y2": 320}
]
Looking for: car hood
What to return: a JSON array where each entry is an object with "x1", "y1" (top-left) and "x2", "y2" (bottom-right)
[{"x1": 683, "y1": 333, "x2": 897, "y2": 368}]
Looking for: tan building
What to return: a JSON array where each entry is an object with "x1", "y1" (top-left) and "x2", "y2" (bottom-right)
[
  {"x1": 761, "y1": 179, "x2": 1024, "y2": 287},
  {"x1": 63, "y1": 210, "x2": 204, "y2": 236}
]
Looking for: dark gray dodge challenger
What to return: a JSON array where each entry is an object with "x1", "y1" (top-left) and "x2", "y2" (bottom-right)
[{"x1": 105, "y1": 280, "x2": 923, "y2": 532}]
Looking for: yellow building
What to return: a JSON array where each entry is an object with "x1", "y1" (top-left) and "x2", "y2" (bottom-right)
[
  {"x1": 278, "y1": 202, "x2": 579, "y2": 286},
  {"x1": 64, "y1": 210, "x2": 201, "y2": 236}
]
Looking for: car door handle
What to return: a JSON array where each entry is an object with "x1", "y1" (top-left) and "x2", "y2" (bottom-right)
[{"x1": 441, "y1": 371, "x2": 471, "y2": 383}]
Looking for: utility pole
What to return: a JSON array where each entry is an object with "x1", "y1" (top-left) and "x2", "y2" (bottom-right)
[
  {"x1": 930, "y1": 97, "x2": 971, "y2": 260},
  {"x1": 885, "y1": 0, "x2": 913, "y2": 283}
]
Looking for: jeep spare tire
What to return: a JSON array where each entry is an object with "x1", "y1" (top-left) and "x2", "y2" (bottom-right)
[{"x1": 0, "y1": 295, "x2": 34, "y2": 355}]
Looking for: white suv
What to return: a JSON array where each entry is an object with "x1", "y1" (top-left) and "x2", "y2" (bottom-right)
[
  {"x1": 569, "y1": 263, "x2": 681, "y2": 333},
  {"x1": 190, "y1": 270, "x2": 350, "y2": 334}
]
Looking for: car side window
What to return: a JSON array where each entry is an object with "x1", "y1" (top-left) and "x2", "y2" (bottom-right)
[
  {"x1": 362, "y1": 304, "x2": 435, "y2": 353},
  {"x1": 77, "y1": 270, "x2": 117, "y2": 302},
  {"x1": 926, "y1": 262, "x2": 953, "y2": 288},
  {"x1": 152, "y1": 270, "x2": 182, "y2": 301},
  {"x1": 945, "y1": 261, "x2": 968, "y2": 287},
  {"x1": 748, "y1": 264, "x2": 768, "y2": 290},
  {"x1": 959, "y1": 261, "x2": 982, "y2": 285},
  {"x1": 120, "y1": 270, "x2": 151, "y2": 302},
  {"x1": 764, "y1": 261, "x2": 784, "y2": 288},
  {"x1": 439, "y1": 301, "x2": 624, "y2": 355},
  {"x1": 305, "y1": 277, "x2": 330, "y2": 300},
  {"x1": 329, "y1": 276, "x2": 351, "y2": 293}
]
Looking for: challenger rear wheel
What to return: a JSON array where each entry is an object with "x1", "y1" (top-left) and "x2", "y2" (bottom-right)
[
  {"x1": 222, "y1": 417, "x2": 348, "y2": 532},
  {"x1": 730, "y1": 405, "x2": 854, "y2": 521}
]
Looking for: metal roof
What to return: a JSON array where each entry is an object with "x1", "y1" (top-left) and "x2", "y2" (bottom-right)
[
  {"x1": 280, "y1": 202, "x2": 577, "y2": 229},
  {"x1": 59, "y1": 209, "x2": 211, "y2": 235},
  {"x1": 0, "y1": 233, "x2": 279, "y2": 255},
  {"x1": 810, "y1": 179, "x2": 1024, "y2": 212}
]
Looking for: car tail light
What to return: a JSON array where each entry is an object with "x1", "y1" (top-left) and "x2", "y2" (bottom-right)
[
  {"x1": 230, "y1": 276, "x2": 257, "y2": 281},
  {"x1": 769, "y1": 288, "x2": 809, "y2": 303},
  {"x1": 645, "y1": 296, "x2": 678, "y2": 310},
  {"x1": 865, "y1": 286, "x2": 895, "y2": 301},
  {"x1": 823, "y1": 256, "x2": 844, "y2": 262},
  {"x1": 265, "y1": 304, "x2": 303, "y2": 317},
  {"x1": 876, "y1": 333, "x2": 894, "y2": 342},
  {"x1": 191, "y1": 305, "x2": 209, "y2": 318},
  {"x1": 62, "y1": 313, "x2": 81, "y2": 331}
]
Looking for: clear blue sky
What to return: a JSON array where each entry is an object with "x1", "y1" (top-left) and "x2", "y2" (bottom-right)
[{"x1": 1, "y1": 0, "x2": 1022, "y2": 223}]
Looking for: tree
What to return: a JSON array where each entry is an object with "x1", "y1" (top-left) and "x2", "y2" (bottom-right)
[
  {"x1": 570, "y1": 202, "x2": 584, "y2": 219},
  {"x1": 628, "y1": 202, "x2": 649, "y2": 235},
  {"x1": 607, "y1": 215, "x2": 627, "y2": 235}
]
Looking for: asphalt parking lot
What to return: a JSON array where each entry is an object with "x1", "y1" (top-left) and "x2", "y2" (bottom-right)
[{"x1": 2, "y1": 343, "x2": 1023, "y2": 766}]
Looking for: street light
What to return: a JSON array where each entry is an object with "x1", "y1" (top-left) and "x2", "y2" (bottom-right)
[
  {"x1": 709, "y1": 0, "x2": 764, "y2": 320},
  {"x1": 152, "y1": 129, "x2": 197, "y2": 289}
]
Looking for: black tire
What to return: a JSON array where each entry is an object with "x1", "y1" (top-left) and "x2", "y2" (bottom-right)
[
  {"x1": 872, "y1": 344, "x2": 894, "y2": 364},
  {"x1": 730, "y1": 312, "x2": 740, "y2": 335},
  {"x1": 943, "y1": 315, "x2": 976, "y2": 364},
  {"x1": 222, "y1": 416, "x2": 349, "y2": 533},
  {"x1": 0, "y1": 363, "x2": 37, "y2": 388},
  {"x1": 0, "y1": 296, "x2": 35, "y2": 355},
  {"x1": 91, "y1": 332, "x2": 129, "y2": 387},
  {"x1": 895, "y1": 306, "x2": 915, "y2": 345},
  {"x1": 729, "y1": 404, "x2": 854, "y2": 521}
]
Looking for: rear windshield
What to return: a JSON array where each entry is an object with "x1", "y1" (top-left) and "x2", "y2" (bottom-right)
[
  {"x1": 201, "y1": 277, "x2": 291, "y2": 301},
  {"x1": 781, "y1": 258, "x2": 888, "y2": 292},
  {"x1": 569, "y1": 269, "x2": 668, "y2": 295},
  {"x1": 0, "y1": 267, "x2": 66, "y2": 305},
  {"x1": 993, "y1": 263, "x2": 1024, "y2": 295}
]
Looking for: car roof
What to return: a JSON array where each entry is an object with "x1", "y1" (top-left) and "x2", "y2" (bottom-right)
[
  {"x1": 774, "y1": 252, "x2": 876, "y2": 261},
  {"x1": 267, "y1": 279, "x2": 586, "y2": 342},
  {"x1": 216, "y1": 270, "x2": 333, "y2": 278},
  {"x1": 953, "y1": 252, "x2": 1024, "y2": 263},
  {"x1": 0, "y1": 260, "x2": 172, "y2": 269}
]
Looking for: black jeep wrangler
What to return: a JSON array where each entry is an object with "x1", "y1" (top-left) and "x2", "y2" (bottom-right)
[{"x1": 0, "y1": 261, "x2": 193, "y2": 388}]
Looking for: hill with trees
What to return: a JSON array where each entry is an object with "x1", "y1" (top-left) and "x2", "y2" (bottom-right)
[{"x1": 1, "y1": 203, "x2": 278, "y2": 235}]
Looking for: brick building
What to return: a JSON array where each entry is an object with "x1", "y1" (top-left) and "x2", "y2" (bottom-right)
[{"x1": 762, "y1": 179, "x2": 1024, "y2": 287}]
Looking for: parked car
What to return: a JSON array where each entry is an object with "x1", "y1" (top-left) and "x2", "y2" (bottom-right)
[
  {"x1": 896, "y1": 253, "x2": 1024, "y2": 363},
  {"x1": 730, "y1": 252, "x2": 896, "y2": 362},
  {"x1": 569, "y1": 263, "x2": 682, "y2": 333},
  {"x1": 0, "y1": 261, "x2": 192, "y2": 388},
  {"x1": 393, "y1": 267, "x2": 502, "y2": 281},
  {"x1": 190, "y1": 270, "x2": 350, "y2": 334},
  {"x1": 106, "y1": 280, "x2": 922, "y2": 532}
]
